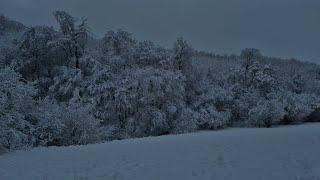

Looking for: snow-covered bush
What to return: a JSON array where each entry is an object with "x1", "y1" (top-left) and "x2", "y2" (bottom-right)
[
  {"x1": 191, "y1": 84, "x2": 232, "y2": 130},
  {"x1": 280, "y1": 92, "x2": 319, "y2": 124},
  {"x1": 231, "y1": 88, "x2": 262, "y2": 125},
  {"x1": 33, "y1": 98, "x2": 64, "y2": 146},
  {"x1": 58, "y1": 103, "x2": 102, "y2": 146},
  {"x1": 30, "y1": 94, "x2": 104, "y2": 147},
  {"x1": 248, "y1": 99, "x2": 285, "y2": 127},
  {"x1": 197, "y1": 105, "x2": 231, "y2": 130},
  {"x1": 34, "y1": 99, "x2": 103, "y2": 147},
  {"x1": 125, "y1": 107, "x2": 169, "y2": 137},
  {"x1": 172, "y1": 108, "x2": 198, "y2": 133}
]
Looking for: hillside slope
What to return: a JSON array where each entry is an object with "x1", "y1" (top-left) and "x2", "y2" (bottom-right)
[{"x1": 1, "y1": 124, "x2": 320, "y2": 180}]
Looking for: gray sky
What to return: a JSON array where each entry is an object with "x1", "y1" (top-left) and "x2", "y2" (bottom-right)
[{"x1": 1, "y1": 0, "x2": 320, "y2": 62}]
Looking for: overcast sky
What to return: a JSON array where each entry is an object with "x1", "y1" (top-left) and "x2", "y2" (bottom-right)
[{"x1": 1, "y1": 0, "x2": 319, "y2": 62}]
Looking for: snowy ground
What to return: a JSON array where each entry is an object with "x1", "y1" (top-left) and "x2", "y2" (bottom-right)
[{"x1": 1, "y1": 124, "x2": 320, "y2": 180}]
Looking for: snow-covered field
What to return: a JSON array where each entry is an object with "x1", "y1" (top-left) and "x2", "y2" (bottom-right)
[{"x1": 1, "y1": 124, "x2": 320, "y2": 180}]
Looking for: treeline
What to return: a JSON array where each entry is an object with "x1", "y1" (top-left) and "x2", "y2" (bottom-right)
[{"x1": 0, "y1": 12, "x2": 319, "y2": 152}]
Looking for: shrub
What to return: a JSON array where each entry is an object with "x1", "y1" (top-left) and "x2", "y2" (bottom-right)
[{"x1": 248, "y1": 99, "x2": 285, "y2": 127}]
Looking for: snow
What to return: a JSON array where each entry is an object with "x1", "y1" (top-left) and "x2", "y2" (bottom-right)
[{"x1": 1, "y1": 124, "x2": 320, "y2": 180}]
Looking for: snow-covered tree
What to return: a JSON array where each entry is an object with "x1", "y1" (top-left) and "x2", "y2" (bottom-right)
[
  {"x1": 87, "y1": 66, "x2": 187, "y2": 138},
  {"x1": 0, "y1": 67, "x2": 36, "y2": 150},
  {"x1": 48, "y1": 66, "x2": 82, "y2": 102},
  {"x1": 133, "y1": 40, "x2": 169, "y2": 67},
  {"x1": 0, "y1": 14, "x2": 26, "y2": 34},
  {"x1": 290, "y1": 74, "x2": 305, "y2": 94},
  {"x1": 101, "y1": 29, "x2": 136, "y2": 58},
  {"x1": 53, "y1": 11, "x2": 89, "y2": 68},
  {"x1": 53, "y1": 11, "x2": 76, "y2": 36},
  {"x1": 173, "y1": 37, "x2": 194, "y2": 74},
  {"x1": 251, "y1": 64, "x2": 278, "y2": 96},
  {"x1": 1, "y1": 12, "x2": 320, "y2": 152},
  {"x1": 118, "y1": 67, "x2": 186, "y2": 137},
  {"x1": 18, "y1": 26, "x2": 58, "y2": 80},
  {"x1": 240, "y1": 48, "x2": 262, "y2": 87}
]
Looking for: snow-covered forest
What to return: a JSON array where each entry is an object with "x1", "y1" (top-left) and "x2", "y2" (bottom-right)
[{"x1": 1, "y1": 11, "x2": 320, "y2": 152}]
